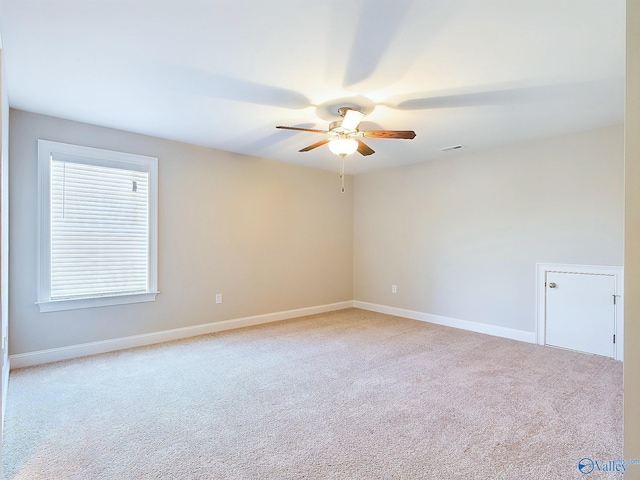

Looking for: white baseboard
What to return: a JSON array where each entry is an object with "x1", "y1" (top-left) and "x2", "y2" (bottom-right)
[
  {"x1": 9, "y1": 301, "x2": 353, "y2": 369},
  {"x1": 353, "y1": 301, "x2": 536, "y2": 344},
  {"x1": 2, "y1": 356, "x2": 8, "y2": 428},
  {"x1": 9, "y1": 300, "x2": 537, "y2": 369}
]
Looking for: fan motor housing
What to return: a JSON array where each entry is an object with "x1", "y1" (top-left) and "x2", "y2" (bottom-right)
[{"x1": 329, "y1": 120, "x2": 354, "y2": 134}]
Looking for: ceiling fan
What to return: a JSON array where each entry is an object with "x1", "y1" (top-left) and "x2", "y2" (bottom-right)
[{"x1": 276, "y1": 107, "x2": 416, "y2": 158}]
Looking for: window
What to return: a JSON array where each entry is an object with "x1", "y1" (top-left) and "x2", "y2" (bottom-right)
[{"x1": 37, "y1": 140, "x2": 158, "y2": 312}]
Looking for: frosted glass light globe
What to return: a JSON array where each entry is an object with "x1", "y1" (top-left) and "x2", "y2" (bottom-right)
[{"x1": 328, "y1": 138, "x2": 358, "y2": 156}]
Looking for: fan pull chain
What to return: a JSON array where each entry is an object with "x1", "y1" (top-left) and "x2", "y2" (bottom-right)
[{"x1": 340, "y1": 155, "x2": 345, "y2": 193}]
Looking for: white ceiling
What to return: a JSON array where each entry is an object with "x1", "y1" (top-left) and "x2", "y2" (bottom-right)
[{"x1": 0, "y1": 0, "x2": 625, "y2": 174}]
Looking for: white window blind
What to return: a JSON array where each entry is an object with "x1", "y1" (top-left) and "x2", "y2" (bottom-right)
[
  {"x1": 37, "y1": 140, "x2": 158, "y2": 312},
  {"x1": 50, "y1": 160, "x2": 149, "y2": 300}
]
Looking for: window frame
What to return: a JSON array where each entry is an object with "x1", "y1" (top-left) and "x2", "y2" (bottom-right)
[{"x1": 36, "y1": 140, "x2": 159, "y2": 313}]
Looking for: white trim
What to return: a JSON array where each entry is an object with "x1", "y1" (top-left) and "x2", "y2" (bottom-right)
[
  {"x1": 353, "y1": 301, "x2": 536, "y2": 343},
  {"x1": 1, "y1": 357, "x2": 8, "y2": 428},
  {"x1": 36, "y1": 140, "x2": 158, "y2": 312},
  {"x1": 9, "y1": 301, "x2": 353, "y2": 368},
  {"x1": 9, "y1": 299, "x2": 552, "y2": 369},
  {"x1": 536, "y1": 263, "x2": 624, "y2": 361},
  {"x1": 36, "y1": 291, "x2": 159, "y2": 313}
]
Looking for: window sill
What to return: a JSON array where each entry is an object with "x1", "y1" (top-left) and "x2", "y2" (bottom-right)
[{"x1": 36, "y1": 291, "x2": 159, "y2": 313}]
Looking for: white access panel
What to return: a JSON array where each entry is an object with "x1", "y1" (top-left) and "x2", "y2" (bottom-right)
[{"x1": 545, "y1": 271, "x2": 616, "y2": 358}]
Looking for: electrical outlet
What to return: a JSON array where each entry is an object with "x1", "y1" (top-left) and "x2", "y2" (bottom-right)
[
  {"x1": 392, "y1": 284, "x2": 397, "y2": 294},
  {"x1": 215, "y1": 293, "x2": 223, "y2": 304}
]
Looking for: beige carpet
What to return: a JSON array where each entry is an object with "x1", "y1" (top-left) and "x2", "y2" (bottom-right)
[{"x1": 2, "y1": 308, "x2": 623, "y2": 479}]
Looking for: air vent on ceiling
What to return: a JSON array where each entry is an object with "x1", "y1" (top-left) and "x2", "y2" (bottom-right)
[{"x1": 440, "y1": 144, "x2": 464, "y2": 152}]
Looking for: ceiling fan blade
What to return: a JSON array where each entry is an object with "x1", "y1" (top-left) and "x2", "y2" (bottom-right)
[
  {"x1": 362, "y1": 130, "x2": 416, "y2": 139},
  {"x1": 276, "y1": 126, "x2": 328, "y2": 134},
  {"x1": 357, "y1": 140, "x2": 375, "y2": 156},
  {"x1": 341, "y1": 109, "x2": 365, "y2": 131},
  {"x1": 299, "y1": 139, "x2": 331, "y2": 152}
]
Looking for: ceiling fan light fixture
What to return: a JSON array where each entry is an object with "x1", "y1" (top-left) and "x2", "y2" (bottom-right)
[{"x1": 328, "y1": 137, "x2": 358, "y2": 156}]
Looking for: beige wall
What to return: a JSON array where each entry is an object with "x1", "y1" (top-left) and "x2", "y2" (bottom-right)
[
  {"x1": 625, "y1": 0, "x2": 640, "y2": 472},
  {"x1": 8, "y1": 109, "x2": 353, "y2": 355},
  {"x1": 354, "y1": 125, "x2": 624, "y2": 333}
]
